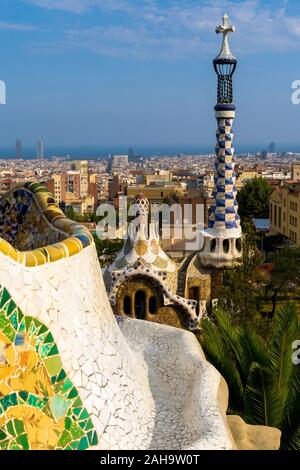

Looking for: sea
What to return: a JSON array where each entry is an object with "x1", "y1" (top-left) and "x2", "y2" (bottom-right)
[{"x1": 0, "y1": 144, "x2": 299, "y2": 160}]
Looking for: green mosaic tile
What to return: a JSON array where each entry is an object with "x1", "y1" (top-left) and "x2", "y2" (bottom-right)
[
  {"x1": 58, "y1": 430, "x2": 72, "y2": 448},
  {"x1": 0, "y1": 284, "x2": 98, "y2": 451},
  {"x1": 51, "y1": 375, "x2": 58, "y2": 385},
  {"x1": 65, "y1": 417, "x2": 72, "y2": 431},
  {"x1": 90, "y1": 431, "x2": 98, "y2": 446},
  {"x1": 70, "y1": 440, "x2": 80, "y2": 450},
  {"x1": 0, "y1": 316, "x2": 10, "y2": 333},
  {"x1": 4, "y1": 300, "x2": 16, "y2": 317},
  {"x1": 49, "y1": 396, "x2": 68, "y2": 421},
  {"x1": 19, "y1": 391, "x2": 29, "y2": 402},
  {"x1": 18, "y1": 318, "x2": 26, "y2": 332},
  {"x1": 78, "y1": 437, "x2": 89, "y2": 450},
  {"x1": 84, "y1": 419, "x2": 94, "y2": 432},
  {"x1": 62, "y1": 378, "x2": 73, "y2": 393},
  {"x1": 70, "y1": 422, "x2": 85, "y2": 440},
  {"x1": 38, "y1": 324, "x2": 48, "y2": 335},
  {"x1": 47, "y1": 344, "x2": 59, "y2": 357},
  {"x1": 44, "y1": 355, "x2": 62, "y2": 376},
  {"x1": 40, "y1": 343, "x2": 53, "y2": 358},
  {"x1": 79, "y1": 409, "x2": 89, "y2": 420},
  {"x1": 73, "y1": 407, "x2": 81, "y2": 417},
  {"x1": 25, "y1": 317, "x2": 32, "y2": 331},
  {"x1": 16, "y1": 433, "x2": 30, "y2": 450},
  {"x1": 1, "y1": 394, "x2": 18, "y2": 411},
  {"x1": 67, "y1": 387, "x2": 78, "y2": 399},
  {"x1": 0, "y1": 289, "x2": 10, "y2": 309},
  {"x1": 10, "y1": 310, "x2": 19, "y2": 330},
  {"x1": 44, "y1": 332, "x2": 54, "y2": 344},
  {"x1": 72, "y1": 397, "x2": 82, "y2": 408},
  {"x1": 28, "y1": 321, "x2": 38, "y2": 336},
  {"x1": 14, "y1": 420, "x2": 24, "y2": 436},
  {"x1": 57, "y1": 369, "x2": 67, "y2": 382},
  {"x1": 27, "y1": 394, "x2": 47, "y2": 409},
  {"x1": 2, "y1": 324, "x2": 16, "y2": 342},
  {"x1": 6, "y1": 420, "x2": 15, "y2": 437}
]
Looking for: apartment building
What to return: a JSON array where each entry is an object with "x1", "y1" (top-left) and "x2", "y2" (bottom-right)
[{"x1": 270, "y1": 183, "x2": 300, "y2": 245}]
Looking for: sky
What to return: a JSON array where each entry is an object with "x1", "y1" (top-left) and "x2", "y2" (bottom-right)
[{"x1": 1, "y1": 0, "x2": 300, "y2": 156}]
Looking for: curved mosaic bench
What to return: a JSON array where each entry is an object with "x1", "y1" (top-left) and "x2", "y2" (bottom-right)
[
  {"x1": 0, "y1": 182, "x2": 236, "y2": 450},
  {"x1": 0, "y1": 182, "x2": 93, "y2": 267}
]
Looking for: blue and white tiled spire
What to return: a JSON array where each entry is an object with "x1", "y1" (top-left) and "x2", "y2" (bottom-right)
[
  {"x1": 208, "y1": 114, "x2": 241, "y2": 236},
  {"x1": 199, "y1": 14, "x2": 242, "y2": 267},
  {"x1": 208, "y1": 13, "x2": 241, "y2": 239}
]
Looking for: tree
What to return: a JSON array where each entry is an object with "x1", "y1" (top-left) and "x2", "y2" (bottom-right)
[
  {"x1": 237, "y1": 178, "x2": 273, "y2": 220},
  {"x1": 92, "y1": 235, "x2": 123, "y2": 267},
  {"x1": 200, "y1": 304, "x2": 300, "y2": 449},
  {"x1": 220, "y1": 230, "x2": 265, "y2": 327},
  {"x1": 65, "y1": 206, "x2": 75, "y2": 220},
  {"x1": 266, "y1": 247, "x2": 300, "y2": 316}
]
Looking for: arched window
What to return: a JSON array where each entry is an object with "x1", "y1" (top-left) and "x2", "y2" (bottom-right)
[
  {"x1": 210, "y1": 239, "x2": 216, "y2": 252},
  {"x1": 223, "y1": 239, "x2": 230, "y2": 253},
  {"x1": 189, "y1": 287, "x2": 200, "y2": 316},
  {"x1": 123, "y1": 296, "x2": 131, "y2": 316},
  {"x1": 149, "y1": 296, "x2": 157, "y2": 314},
  {"x1": 135, "y1": 290, "x2": 146, "y2": 319}
]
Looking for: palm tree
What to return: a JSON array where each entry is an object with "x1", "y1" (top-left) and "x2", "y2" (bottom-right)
[{"x1": 200, "y1": 304, "x2": 300, "y2": 450}]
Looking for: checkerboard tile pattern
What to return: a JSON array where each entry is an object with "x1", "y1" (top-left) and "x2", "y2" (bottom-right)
[{"x1": 208, "y1": 117, "x2": 241, "y2": 232}]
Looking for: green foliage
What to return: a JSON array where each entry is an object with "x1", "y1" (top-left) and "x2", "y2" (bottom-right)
[
  {"x1": 201, "y1": 304, "x2": 300, "y2": 449},
  {"x1": 266, "y1": 247, "x2": 300, "y2": 316},
  {"x1": 237, "y1": 178, "x2": 273, "y2": 220},
  {"x1": 220, "y1": 232, "x2": 265, "y2": 327},
  {"x1": 92, "y1": 234, "x2": 123, "y2": 267},
  {"x1": 64, "y1": 207, "x2": 94, "y2": 223}
]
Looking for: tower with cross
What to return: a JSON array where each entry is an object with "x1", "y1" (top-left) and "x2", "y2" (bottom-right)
[{"x1": 199, "y1": 14, "x2": 242, "y2": 268}]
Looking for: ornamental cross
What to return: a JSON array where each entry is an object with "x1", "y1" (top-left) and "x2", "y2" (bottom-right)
[{"x1": 215, "y1": 14, "x2": 236, "y2": 59}]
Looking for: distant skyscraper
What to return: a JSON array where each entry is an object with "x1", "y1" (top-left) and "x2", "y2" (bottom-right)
[
  {"x1": 128, "y1": 148, "x2": 135, "y2": 162},
  {"x1": 37, "y1": 140, "x2": 44, "y2": 160},
  {"x1": 268, "y1": 142, "x2": 276, "y2": 153},
  {"x1": 16, "y1": 139, "x2": 22, "y2": 159}
]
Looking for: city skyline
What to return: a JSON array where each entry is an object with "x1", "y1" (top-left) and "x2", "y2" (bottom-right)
[{"x1": 1, "y1": 0, "x2": 300, "y2": 150}]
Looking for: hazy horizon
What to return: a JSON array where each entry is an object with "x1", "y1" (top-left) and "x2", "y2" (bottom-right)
[{"x1": 0, "y1": 142, "x2": 300, "y2": 160}]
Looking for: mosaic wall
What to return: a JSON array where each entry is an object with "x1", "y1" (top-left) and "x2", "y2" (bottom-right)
[
  {"x1": 0, "y1": 182, "x2": 93, "y2": 267},
  {"x1": 0, "y1": 187, "x2": 63, "y2": 251},
  {"x1": 0, "y1": 285, "x2": 98, "y2": 450}
]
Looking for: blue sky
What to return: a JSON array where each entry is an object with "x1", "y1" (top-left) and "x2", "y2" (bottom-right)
[{"x1": 1, "y1": 0, "x2": 300, "y2": 155}]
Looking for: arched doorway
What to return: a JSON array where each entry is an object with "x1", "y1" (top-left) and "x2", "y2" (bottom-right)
[{"x1": 135, "y1": 290, "x2": 146, "y2": 319}]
